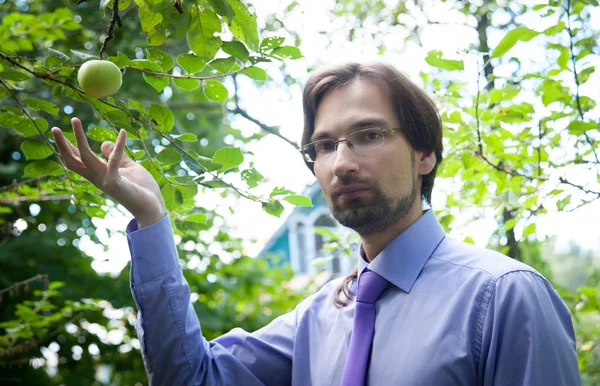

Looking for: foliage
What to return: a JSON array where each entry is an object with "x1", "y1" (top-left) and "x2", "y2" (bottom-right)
[
  {"x1": 1, "y1": 0, "x2": 599, "y2": 384},
  {"x1": 0, "y1": 0, "x2": 310, "y2": 383}
]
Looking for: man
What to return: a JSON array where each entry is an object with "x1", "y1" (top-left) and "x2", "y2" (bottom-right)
[{"x1": 51, "y1": 62, "x2": 581, "y2": 385}]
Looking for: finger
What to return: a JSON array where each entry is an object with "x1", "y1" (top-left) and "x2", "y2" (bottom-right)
[
  {"x1": 71, "y1": 117, "x2": 104, "y2": 172},
  {"x1": 107, "y1": 129, "x2": 127, "y2": 177},
  {"x1": 51, "y1": 127, "x2": 86, "y2": 173}
]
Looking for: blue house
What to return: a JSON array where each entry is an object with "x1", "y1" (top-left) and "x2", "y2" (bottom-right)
[{"x1": 259, "y1": 182, "x2": 356, "y2": 278}]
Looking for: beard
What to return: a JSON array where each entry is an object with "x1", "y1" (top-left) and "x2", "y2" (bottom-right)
[{"x1": 329, "y1": 173, "x2": 417, "y2": 236}]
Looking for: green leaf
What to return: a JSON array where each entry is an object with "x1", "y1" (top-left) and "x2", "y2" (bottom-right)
[
  {"x1": 173, "y1": 77, "x2": 200, "y2": 90},
  {"x1": 70, "y1": 49, "x2": 96, "y2": 61},
  {"x1": 177, "y1": 53, "x2": 206, "y2": 74},
  {"x1": 567, "y1": 121, "x2": 597, "y2": 135},
  {"x1": 182, "y1": 153, "x2": 207, "y2": 175},
  {"x1": 109, "y1": 51, "x2": 133, "y2": 68},
  {"x1": 138, "y1": 6, "x2": 163, "y2": 34},
  {"x1": 203, "y1": 80, "x2": 228, "y2": 103},
  {"x1": 489, "y1": 87, "x2": 521, "y2": 103},
  {"x1": 260, "y1": 36, "x2": 285, "y2": 53},
  {"x1": 21, "y1": 139, "x2": 53, "y2": 160},
  {"x1": 263, "y1": 200, "x2": 284, "y2": 217},
  {"x1": 283, "y1": 195, "x2": 312, "y2": 207},
  {"x1": 1, "y1": 70, "x2": 30, "y2": 82},
  {"x1": 229, "y1": 0, "x2": 260, "y2": 51},
  {"x1": 132, "y1": 149, "x2": 146, "y2": 160},
  {"x1": 241, "y1": 167, "x2": 264, "y2": 188},
  {"x1": 129, "y1": 99, "x2": 147, "y2": 114},
  {"x1": 171, "y1": 133, "x2": 198, "y2": 142},
  {"x1": 187, "y1": 6, "x2": 222, "y2": 61},
  {"x1": 87, "y1": 126, "x2": 117, "y2": 142},
  {"x1": 162, "y1": 184, "x2": 184, "y2": 211},
  {"x1": 425, "y1": 50, "x2": 464, "y2": 71},
  {"x1": 23, "y1": 160, "x2": 63, "y2": 177},
  {"x1": 269, "y1": 186, "x2": 295, "y2": 198},
  {"x1": 208, "y1": 0, "x2": 234, "y2": 22},
  {"x1": 212, "y1": 147, "x2": 244, "y2": 172},
  {"x1": 149, "y1": 104, "x2": 174, "y2": 133},
  {"x1": 463, "y1": 236, "x2": 475, "y2": 245},
  {"x1": 106, "y1": 109, "x2": 133, "y2": 130},
  {"x1": 142, "y1": 72, "x2": 169, "y2": 92},
  {"x1": 146, "y1": 47, "x2": 174, "y2": 72},
  {"x1": 157, "y1": 148, "x2": 182, "y2": 166},
  {"x1": 492, "y1": 27, "x2": 540, "y2": 58},
  {"x1": 23, "y1": 98, "x2": 59, "y2": 117},
  {"x1": 184, "y1": 213, "x2": 207, "y2": 223},
  {"x1": 269, "y1": 46, "x2": 303, "y2": 60},
  {"x1": 543, "y1": 21, "x2": 565, "y2": 36},
  {"x1": 85, "y1": 206, "x2": 107, "y2": 218},
  {"x1": 100, "y1": 0, "x2": 132, "y2": 11},
  {"x1": 523, "y1": 223, "x2": 536, "y2": 237},
  {"x1": 221, "y1": 40, "x2": 250, "y2": 62},
  {"x1": 209, "y1": 57, "x2": 236, "y2": 73},
  {"x1": 47, "y1": 48, "x2": 71, "y2": 62},
  {"x1": 195, "y1": 155, "x2": 222, "y2": 172},
  {"x1": 202, "y1": 179, "x2": 229, "y2": 188},
  {"x1": 241, "y1": 66, "x2": 267, "y2": 80}
]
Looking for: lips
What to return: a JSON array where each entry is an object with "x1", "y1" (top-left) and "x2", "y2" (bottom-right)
[{"x1": 334, "y1": 185, "x2": 370, "y2": 198}]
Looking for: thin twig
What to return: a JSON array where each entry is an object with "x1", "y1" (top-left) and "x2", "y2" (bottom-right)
[
  {"x1": 0, "y1": 195, "x2": 74, "y2": 204},
  {"x1": 558, "y1": 176, "x2": 600, "y2": 197},
  {"x1": 564, "y1": 0, "x2": 599, "y2": 163},
  {"x1": 0, "y1": 275, "x2": 47, "y2": 297},
  {"x1": 0, "y1": 78, "x2": 81, "y2": 204}
]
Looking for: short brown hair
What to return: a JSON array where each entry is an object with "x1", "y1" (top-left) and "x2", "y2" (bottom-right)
[{"x1": 301, "y1": 62, "x2": 444, "y2": 307}]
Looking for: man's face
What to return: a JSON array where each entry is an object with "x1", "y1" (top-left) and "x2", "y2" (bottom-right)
[{"x1": 312, "y1": 79, "x2": 420, "y2": 235}]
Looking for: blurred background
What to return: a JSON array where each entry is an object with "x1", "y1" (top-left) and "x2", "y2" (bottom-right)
[{"x1": 1, "y1": 0, "x2": 599, "y2": 384}]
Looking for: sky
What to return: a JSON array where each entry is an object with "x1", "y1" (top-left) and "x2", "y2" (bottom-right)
[{"x1": 78, "y1": 0, "x2": 600, "y2": 274}]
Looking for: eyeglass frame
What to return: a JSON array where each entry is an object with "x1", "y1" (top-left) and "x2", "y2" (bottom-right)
[{"x1": 300, "y1": 127, "x2": 402, "y2": 163}]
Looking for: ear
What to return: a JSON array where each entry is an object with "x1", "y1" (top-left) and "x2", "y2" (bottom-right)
[{"x1": 416, "y1": 150, "x2": 436, "y2": 176}]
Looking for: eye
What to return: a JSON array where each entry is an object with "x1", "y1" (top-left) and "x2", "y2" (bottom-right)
[
  {"x1": 366, "y1": 131, "x2": 380, "y2": 140},
  {"x1": 355, "y1": 128, "x2": 381, "y2": 143},
  {"x1": 315, "y1": 140, "x2": 335, "y2": 152}
]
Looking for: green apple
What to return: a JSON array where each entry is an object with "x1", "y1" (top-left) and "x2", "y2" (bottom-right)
[{"x1": 77, "y1": 60, "x2": 123, "y2": 99}]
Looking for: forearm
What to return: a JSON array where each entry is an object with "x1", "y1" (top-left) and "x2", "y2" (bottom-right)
[{"x1": 127, "y1": 215, "x2": 292, "y2": 386}]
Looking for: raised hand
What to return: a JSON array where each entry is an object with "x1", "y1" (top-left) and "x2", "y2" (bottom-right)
[{"x1": 51, "y1": 117, "x2": 167, "y2": 228}]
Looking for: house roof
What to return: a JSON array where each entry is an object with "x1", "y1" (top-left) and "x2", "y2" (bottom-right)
[{"x1": 257, "y1": 181, "x2": 322, "y2": 256}]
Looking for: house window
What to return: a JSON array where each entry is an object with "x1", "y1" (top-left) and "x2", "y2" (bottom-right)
[
  {"x1": 296, "y1": 222, "x2": 307, "y2": 274},
  {"x1": 314, "y1": 214, "x2": 341, "y2": 274}
]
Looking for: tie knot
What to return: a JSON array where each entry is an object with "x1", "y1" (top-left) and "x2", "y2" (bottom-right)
[{"x1": 356, "y1": 270, "x2": 388, "y2": 303}]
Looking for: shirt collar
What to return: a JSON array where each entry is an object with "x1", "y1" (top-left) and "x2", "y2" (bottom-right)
[{"x1": 356, "y1": 209, "x2": 446, "y2": 293}]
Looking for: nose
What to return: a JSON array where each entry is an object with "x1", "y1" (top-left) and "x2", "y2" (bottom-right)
[{"x1": 332, "y1": 141, "x2": 360, "y2": 176}]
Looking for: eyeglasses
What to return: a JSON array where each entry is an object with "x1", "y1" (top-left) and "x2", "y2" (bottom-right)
[{"x1": 300, "y1": 127, "x2": 402, "y2": 163}]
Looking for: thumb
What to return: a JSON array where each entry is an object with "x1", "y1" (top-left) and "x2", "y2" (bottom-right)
[{"x1": 100, "y1": 141, "x2": 115, "y2": 159}]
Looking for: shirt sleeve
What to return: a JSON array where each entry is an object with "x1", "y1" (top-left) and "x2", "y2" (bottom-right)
[
  {"x1": 478, "y1": 270, "x2": 582, "y2": 386},
  {"x1": 126, "y1": 214, "x2": 296, "y2": 386}
]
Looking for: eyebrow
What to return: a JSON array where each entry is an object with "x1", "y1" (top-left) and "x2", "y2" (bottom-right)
[{"x1": 309, "y1": 117, "x2": 390, "y2": 143}]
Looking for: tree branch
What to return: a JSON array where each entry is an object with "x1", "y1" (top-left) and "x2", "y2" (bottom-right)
[{"x1": 99, "y1": 0, "x2": 122, "y2": 60}]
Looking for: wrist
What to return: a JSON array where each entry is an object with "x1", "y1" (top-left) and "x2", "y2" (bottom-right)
[{"x1": 135, "y1": 208, "x2": 167, "y2": 229}]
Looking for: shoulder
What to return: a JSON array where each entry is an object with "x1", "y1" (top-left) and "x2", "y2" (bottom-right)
[{"x1": 430, "y1": 236, "x2": 545, "y2": 283}]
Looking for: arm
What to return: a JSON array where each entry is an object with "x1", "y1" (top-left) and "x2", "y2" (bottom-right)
[
  {"x1": 51, "y1": 119, "x2": 295, "y2": 385},
  {"x1": 478, "y1": 270, "x2": 581, "y2": 386},
  {"x1": 127, "y1": 215, "x2": 295, "y2": 386}
]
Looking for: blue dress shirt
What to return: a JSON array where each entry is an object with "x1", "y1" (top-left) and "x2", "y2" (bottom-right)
[{"x1": 126, "y1": 209, "x2": 581, "y2": 386}]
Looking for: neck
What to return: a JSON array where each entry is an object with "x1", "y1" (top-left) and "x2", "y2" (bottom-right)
[{"x1": 360, "y1": 203, "x2": 424, "y2": 262}]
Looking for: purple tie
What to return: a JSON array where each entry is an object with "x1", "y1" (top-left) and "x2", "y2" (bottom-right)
[{"x1": 341, "y1": 269, "x2": 389, "y2": 386}]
